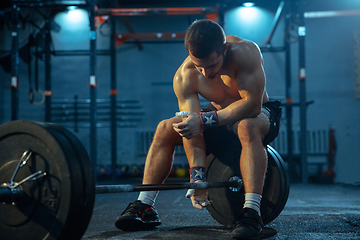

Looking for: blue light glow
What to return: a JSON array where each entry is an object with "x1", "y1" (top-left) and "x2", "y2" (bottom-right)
[
  {"x1": 67, "y1": 6, "x2": 77, "y2": 11},
  {"x1": 54, "y1": 8, "x2": 89, "y2": 31},
  {"x1": 237, "y1": 6, "x2": 259, "y2": 21},
  {"x1": 52, "y1": 8, "x2": 90, "y2": 49},
  {"x1": 225, "y1": 6, "x2": 275, "y2": 44},
  {"x1": 243, "y1": 2, "x2": 255, "y2": 8},
  {"x1": 67, "y1": 9, "x2": 88, "y2": 26}
]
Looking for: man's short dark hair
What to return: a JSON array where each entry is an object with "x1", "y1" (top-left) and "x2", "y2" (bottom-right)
[{"x1": 185, "y1": 19, "x2": 226, "y2": 59}]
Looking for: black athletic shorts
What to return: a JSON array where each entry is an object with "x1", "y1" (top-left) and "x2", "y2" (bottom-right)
[{"x1": 201, "y1": 100, "x2": 282, "y2": 157}]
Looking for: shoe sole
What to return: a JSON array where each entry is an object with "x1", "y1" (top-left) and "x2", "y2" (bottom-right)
[
  {"x1": 231, "y1": 230, "x2": 261, "y2": 240},
  {"x1": 115, "y1": 218, "x2": 161, "y2": 232}
]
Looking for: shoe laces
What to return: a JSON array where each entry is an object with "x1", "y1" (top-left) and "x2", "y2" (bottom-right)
[{"x1": 122, "y1": 201, "x2": 154, "y2": 218}]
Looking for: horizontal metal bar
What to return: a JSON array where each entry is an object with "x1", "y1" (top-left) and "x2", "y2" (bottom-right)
[
  {"x1": 51, "y1": 123, "x2": 139, "y2": 128},
  {"x1": 95, "y1": 181, "x2": 240, "y2": 194},
  {"x1": 51, "y1": 111, "x2": 144, "y2": 116},
  {"x1": 119, "y1": 40, "x2": 184, "y2": 44},
  {"x1": 307, "y1": 153, "x2": 328, "y2": 157},
  {"x1": 51, "y1": 104, "x2": 142, "y2": 109},
  {"x1": 52, "y1": 50, "x2": 111, "y2": 56},
  {"x1": 55, "y1": 112, "x2": 140, "y2": 115},
  {"x1": 117, "y1": 32, "x2": 186, "y2": 40},
  {"x1": 96, "y1": 7, "x2": 216, "y2": 16},
  {"x1": 280, "y1": 100, "x2": 315, "y2": 107},
  {"x1": 51, "y1": 99, "x2": 140, "y2": 104},
  {"x1": 304, "y1": 10, "x2": 360, "y2": 19},
  {"x1": 52, "y1": 117, "x2": 143, "y2": 122},
  {"x1": 11, "y1": 0, "x2": 88, "y2": 7}
]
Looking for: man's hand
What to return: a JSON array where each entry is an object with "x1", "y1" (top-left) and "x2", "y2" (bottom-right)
[
  {"x1": 185, "y1": 184, "x2": 210, "y2": 210},
  {"x1": 172, "y1": 111, "x2": 204, "y2": 139}
]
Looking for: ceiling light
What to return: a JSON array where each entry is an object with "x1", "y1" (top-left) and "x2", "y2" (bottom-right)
[{"x1": 243, "y1": 2, "x2": 255, "y2": 7}]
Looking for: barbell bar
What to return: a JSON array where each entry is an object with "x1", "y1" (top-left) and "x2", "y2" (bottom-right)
[
  {"x1": 0, "y1": 162, "x2": 243, "y2": 201},
  {"x1": 95, "y1": 179, "x2": 243, "y2": 193}
]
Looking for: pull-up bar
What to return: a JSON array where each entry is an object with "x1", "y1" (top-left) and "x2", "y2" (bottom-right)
[{"x1": 96, "y1": 7, "x2": 216, "y2": 16}]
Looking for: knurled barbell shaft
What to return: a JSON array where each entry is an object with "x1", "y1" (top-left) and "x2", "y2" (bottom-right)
[
  {"x1": 95, "y1": 180, "x2": 241, "y2": 194},
  {"x1": 0, "y1": 180, "x2": 242, "y2": 202}
]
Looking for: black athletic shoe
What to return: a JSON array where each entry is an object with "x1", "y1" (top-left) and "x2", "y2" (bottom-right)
[
  {"x1": 114, "y1": 200, "x2": 161, "y2": 231},
  {"x1": 231, "y1": 208, "x2": 264, "y2": 240}
]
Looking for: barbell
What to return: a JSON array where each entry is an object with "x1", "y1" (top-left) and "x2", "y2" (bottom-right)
[{"x1": 0, "y1": 120, "x2": 290, "y2": 240}]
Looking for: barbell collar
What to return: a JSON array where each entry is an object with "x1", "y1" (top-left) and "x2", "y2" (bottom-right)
[
  {"x1": 0, "y1": 185, "x2": 23, "y2": 203},
  {"x1": 95, "y1": 180, "x2": 241, "y2": 194}
]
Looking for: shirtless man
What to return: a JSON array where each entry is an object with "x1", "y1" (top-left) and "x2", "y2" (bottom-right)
[{"x1": 115, "y1": 19, "x2": 282, "y2": 240}]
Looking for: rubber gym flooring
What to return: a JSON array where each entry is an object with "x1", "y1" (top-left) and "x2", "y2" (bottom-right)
[{"x1": 82, "y1": 182, "x2": 360, "y2": 240}]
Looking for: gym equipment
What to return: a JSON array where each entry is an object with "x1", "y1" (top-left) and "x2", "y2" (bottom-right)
[{"x1": 0, "y1": 120, "x2": 289, "y2": 240}]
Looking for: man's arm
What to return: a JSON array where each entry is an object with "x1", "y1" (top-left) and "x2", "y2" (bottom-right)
[
  {"x1": 172, "y1": 68, "x2": 206, "y2": 168},
  {"x1": 173, "y1": 68, "x2": 201, "y2": 114},
  {"x1": 172, "y1": 68, "x2": 210, "y2": 210},
  {"x1": 216, "y1": 41, "x2": 266, "y2": 125}
]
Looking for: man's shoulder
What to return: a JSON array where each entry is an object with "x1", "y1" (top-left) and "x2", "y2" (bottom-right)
[
  {"x1": 227, "y1": 37, "x2": 259, "y2": 52},
  {"x1": 174, "y1": 56, "x2": 198, "y2": 79},
  {"x1": 173, "y1": 57, "x2": 200, "y2": 97},
  {"x1": 226, "y1": 38, "x2": 262, "y2": 68},
  {"x1": 226, "y1": 35, "x2": 247, "y2": 43}
]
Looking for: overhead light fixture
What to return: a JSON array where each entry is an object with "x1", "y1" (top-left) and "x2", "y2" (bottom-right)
[
  {"x1": 54, "y1": 7, "x2": 89, "y2": 31},
  {"x1": 67, "y1": 6, "x2": 77, "y2": 11},
  {"x1": 243, "y1": 2, "x2": 255, "y2": 7}
]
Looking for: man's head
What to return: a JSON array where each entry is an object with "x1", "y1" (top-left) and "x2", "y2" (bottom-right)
[
  {"x1": 185, "y1": 19, "x2": 227, "y2": 79},
  {"x1": 184, "y1": 19, "x2": 226, "y2": 59}
]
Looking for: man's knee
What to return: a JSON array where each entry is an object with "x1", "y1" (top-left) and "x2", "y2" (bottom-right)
[
  {"x1": 156, "y1": 118, "x2": 179, "y2": 133},
  {"x1": 154, "y1": 118, "x2": 181, "y2": 143},
  {"x1": 237, "y1": 119, "x2": 262, "y2": 143}
]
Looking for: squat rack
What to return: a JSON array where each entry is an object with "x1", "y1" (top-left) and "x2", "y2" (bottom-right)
[{"x1": 7, "y1": 0, "x2": 225, "y2": 180}]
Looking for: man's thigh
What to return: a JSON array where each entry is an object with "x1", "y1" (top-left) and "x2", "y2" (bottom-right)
[{"x1": 231, "y1": 112, "x2": 270, "y2": 142}]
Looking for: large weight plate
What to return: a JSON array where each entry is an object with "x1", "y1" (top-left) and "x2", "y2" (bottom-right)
[
  {"x1": 43, "y1": 122, "x2": 95, "y2": 239},
  {"x1": 0, "y1": 120, "x2": 91, "y2": 240},
  {"x1": 205, "y1": 145, "x2": 290, "y2": 228},
  {"x1": 263, "y1": 145, "x2": 290, "y2": 224}
]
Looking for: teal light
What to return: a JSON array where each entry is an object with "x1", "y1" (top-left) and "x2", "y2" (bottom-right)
[
  {"x1": 225, "y1": 6, "x2": 274, "y2": 44},
  {"x1": 67, "y1": 6, "x2": 77, "y2": 11},
  {"x1": 243, "y1": 2, "x2": 255, "y2": 7}
]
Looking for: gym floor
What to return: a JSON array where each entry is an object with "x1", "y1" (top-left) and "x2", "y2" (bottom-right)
[{"x1": 82, "y1": 181, "x2": 360, "y2": 240}]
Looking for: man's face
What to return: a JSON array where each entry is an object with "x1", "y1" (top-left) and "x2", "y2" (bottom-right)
[{"x1": 189, "y1": 51, "x2": 224, "y2": 79}]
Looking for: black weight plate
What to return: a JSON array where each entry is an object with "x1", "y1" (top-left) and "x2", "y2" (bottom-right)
[
  {"x1": 0, "y1": 120, "x2": 84, "y2": 240},
  {"x1": 37, "y1": 122, "x2": 89, "y2": 240},
  {"x1": 262, "y1": 145, "x2": 290, "y2": 224},
  {"x1": 205, "y1": 145, "x2": 290, "y2": 228},
  {"x1": 43, "y1": 122, "x2": 95, "y2": 239}
]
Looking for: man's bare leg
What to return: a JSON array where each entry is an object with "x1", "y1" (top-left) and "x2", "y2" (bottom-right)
[
  {"x1": 239, "y1": 135, "x2": 268, "y2": 195},
  {"x1": 239, "y1": 132, "x2": 267, "y2": 216},
  {"x1": 231, "y1": 113, "x2": 270, "y2": 239},
  {"x1": 236, "y1": 113, "x2": 269, "y2": 192},
  {"x1": 115, "y1": 118, "x2": 183, "y2": 231},
  {"x1": 235, "y1": 113, "x2": 270, "y2": 211},
  {"x1": 142, "y1": 117, "x2": 183, "y2": 185}
]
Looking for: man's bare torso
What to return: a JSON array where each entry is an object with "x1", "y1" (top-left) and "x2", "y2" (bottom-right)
[{"x1": 175, "y1": 36, "x2": 268, "y2": 112}]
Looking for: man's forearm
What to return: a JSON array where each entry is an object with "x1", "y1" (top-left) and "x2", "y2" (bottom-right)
[
  {"x1": 182, "y1": 135, "x2": 206, "y2": 168},
  {"x1": 216, "y1": 99, "x2": 261, "y2": 126}
]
